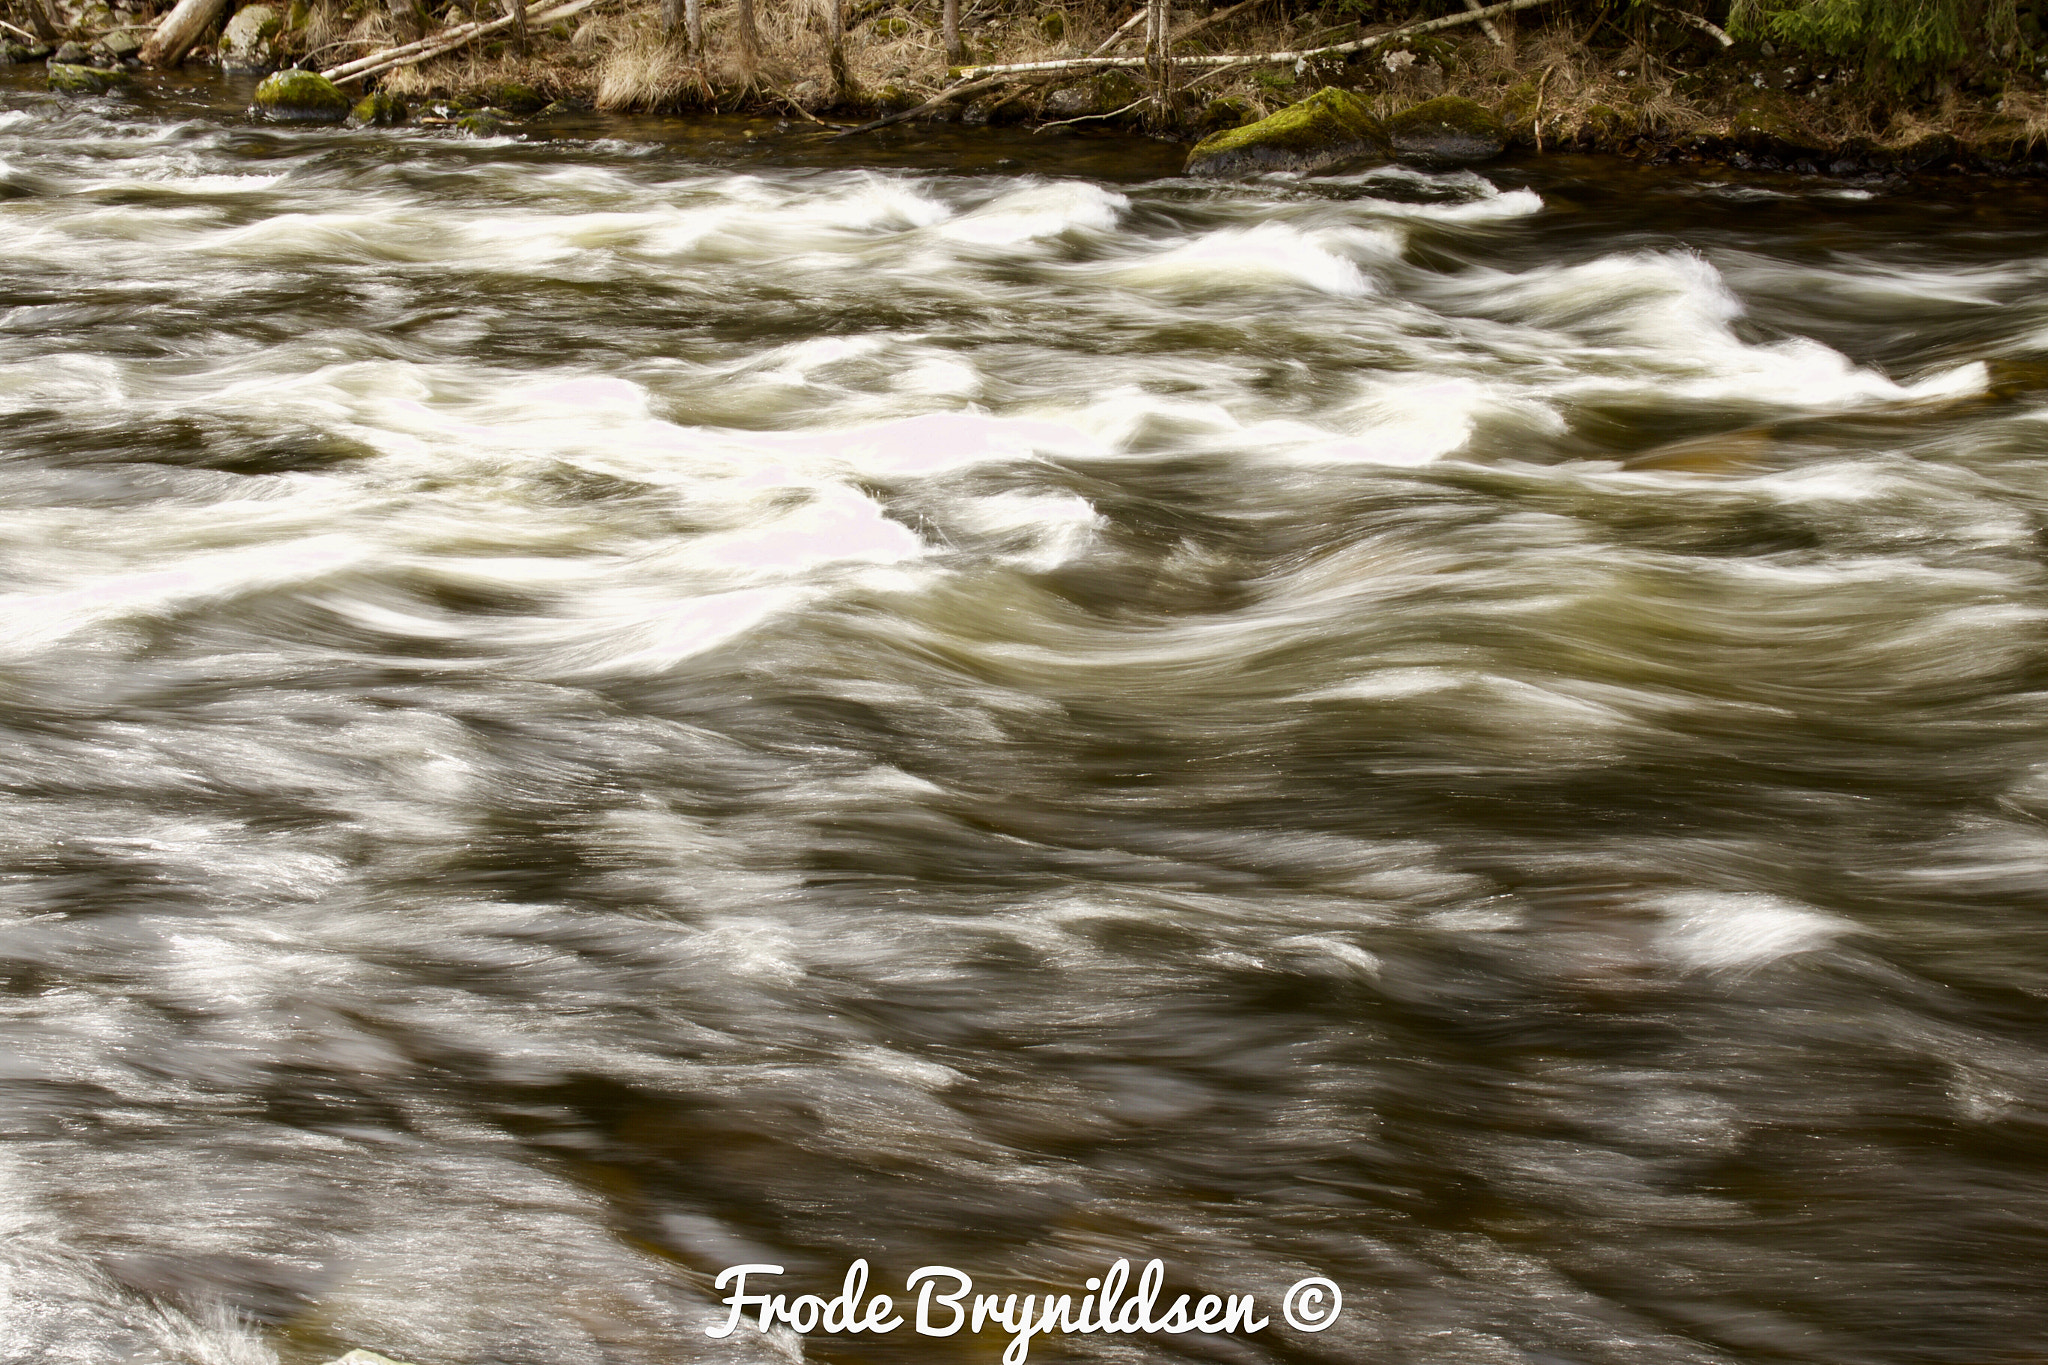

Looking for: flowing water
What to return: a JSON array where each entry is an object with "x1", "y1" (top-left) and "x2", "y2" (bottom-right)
[{"x1": 2, "y1": 70, "x2": 2047, "y2": 1365}]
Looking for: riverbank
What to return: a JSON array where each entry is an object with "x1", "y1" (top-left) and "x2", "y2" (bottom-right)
[{"x1": 10, "y1": 0, "x2": 2048, "y2": 176}]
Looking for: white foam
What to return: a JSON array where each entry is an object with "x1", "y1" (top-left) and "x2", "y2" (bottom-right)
[
  {"x1": 937, "y1": 181, "x2": 1128, "y2": 246},
  {"x1": 1112, "y1": 222, "x2": 1373, "y2": 297},
  {"x1": 1651, "y1": 892, "x2": 1855, "y2": 973}
]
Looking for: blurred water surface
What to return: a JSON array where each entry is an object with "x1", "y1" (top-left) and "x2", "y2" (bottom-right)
[{"x1": 1, "y1": 73, "x2": 2046, "y2": 1365}]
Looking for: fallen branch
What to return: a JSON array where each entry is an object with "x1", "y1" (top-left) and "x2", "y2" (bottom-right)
[
  {"x1": 840, "y1": 0, "x2": 1558, "y2": 139},
  {"x1": 0, "y1": 18, "x2": 38, "y2": 41},
  {"x1": 324, "y1": 0, "x2": 603, "y2": 83},
  {"x1": 951, "y1": 0, "x2": 1560, "y2": 79},
  {"x1": 831, "y1": 70, "x2": 1021, "y2": 136},
  {"x1": 139, "y1": 0, "x2": 227, "y2": 65},
  {"x1": 1652, "y1": 1, "x2": 1733, "y2": 47},
  {"x1": 1459, "y1": 0, "x2": 1504, "y2": 46},
  {"x1": 1087, "y1": 6, "x2": 1146, "y2": 56},
  {"x1": 322, "y1": 18, "x2": 498, "y2": 79},
  {"x1": 1165, "y1": 0, "x2": 1279, "y2": 49}
]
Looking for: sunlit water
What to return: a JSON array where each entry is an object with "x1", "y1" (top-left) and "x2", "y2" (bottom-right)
[{"x1": 3, "y1": 72, "x2": 2047, "y2": 1365}]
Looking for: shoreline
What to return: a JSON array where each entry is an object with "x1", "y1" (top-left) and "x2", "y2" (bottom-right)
[{"x1": 9, "y1": 9, "x2": 2048, "y2": 182}]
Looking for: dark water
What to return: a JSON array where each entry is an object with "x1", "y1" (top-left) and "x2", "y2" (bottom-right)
[{"x1": 2, "y1": 70, "x2": 2047, "y2": 1365}]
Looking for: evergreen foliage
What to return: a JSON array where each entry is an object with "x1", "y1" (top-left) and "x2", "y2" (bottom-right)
[{"x1": 1728, "y1": 0, "x2": 2018, "y2": 83}]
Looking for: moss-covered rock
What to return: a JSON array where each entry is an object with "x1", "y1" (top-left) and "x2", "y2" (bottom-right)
[
  {"x1": 482, "y1": 80, "x2": 547, "y2": 113},
  {"x1": 1184, "y1": 86, "x2": 1391, "y2": 178},
  {"x1": 1385, "y1": 94, "x2": 1506, "y2": 164},
  {"x1": 348, "y1": 90, "x2": 408, "y2": 125},
  {"x1": 47, "y1": 62, "x2": 133, "y2": 94},
  {"x1": 1198, "y1": 95, "x2": 1256, "y2": 136},
  {"x1": 253, "y1": 69, "x2": 351, "y2": 121},
  {"x1": 1038, "y1": 9, "x2": 1064, "y2": 40},
  {"x1": 1732, "y1": 94, "x2": 1820, "y2": 154},
  {"x1": 456, "y1": 108, "x2": 506, "y2": 135}
]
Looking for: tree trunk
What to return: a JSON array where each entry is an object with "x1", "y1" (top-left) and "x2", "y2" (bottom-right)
[
  {"x1": 941, "y1": 0, "x2": 963, "y2": 65},
  {"x1": 1143, "y1": 0, "x2": 1171, "y2": 128},
  {"x1": 137, "y1": 0, "x2": 229, "y2": 65},
  {"x1": 685, "y1": 0, "x2": 701, "y2": 55},
  {"x1": 661, "y1": 0, "x2": 681, "y2": 39},
  {"x1": 26, "y1": 0, "x2": 61, "y2": 43},
  {"x1": 823, "y1": 0, "x2": 849, "y2": 102},
  {"x1": 734, "y1": 0, "x2": 761, "y2": 69},
  {"x1": 508, "y1": 0, "x2": 526, "y2": 51}
]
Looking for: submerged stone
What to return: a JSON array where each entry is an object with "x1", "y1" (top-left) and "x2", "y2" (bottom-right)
[
  {"x1": 348, "y1": 90, "x2": 408, "y2": 126},
  {"x1": 1385, "y1": 94, "x2": 1506, "y2": 164},
  {"x1": 47, "y1": 62, "x2": 133, "y2": 94},
  {"x1": 253, "y1": 68, "x2": 350, "y2": 121},
  {"x1": 1184, "y1": 86, "x2": 1391, "y2": 178}
]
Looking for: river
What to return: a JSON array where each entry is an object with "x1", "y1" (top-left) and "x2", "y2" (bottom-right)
[{"x1": 1, "y1": 71, "x2": 2045, "y2": 1365}]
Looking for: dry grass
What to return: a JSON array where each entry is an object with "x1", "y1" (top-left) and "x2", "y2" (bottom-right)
[
  {"x1": 351, "y1": 0, "x2": 2030, "y2": 166},
  {"x1": 594, "y1": 27, "x2": 696, "y2": 108}
]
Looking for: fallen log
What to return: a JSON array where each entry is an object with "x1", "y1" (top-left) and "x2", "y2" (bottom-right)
[
  {"x1": 323, "y1": 0, "x2": 603, "y2": 83},
  {"x1": 948, "y1": 0, "x2": 1557, "y2": 79},
  {"x1": 138, "y1": 0, "x2": 229, "y2": 66},
  {"x1": 840, "y1": 0, "x2": 1555, "y2": 137}
]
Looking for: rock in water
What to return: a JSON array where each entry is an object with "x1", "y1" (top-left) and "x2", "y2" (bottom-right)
[
  {"x1": 47, "y1": 62, "x2": 133, "y2": 94},
  {"x1": 324, "y1": 1352, "x2": 422, "y2": 1365},
  {"x1": 253, "y1": 69, "x2": 350, "y2": 122},
  {"x1": 99, "y1": 30, "x2": 144, "y2": 62},
  {"x1": 349, "y1": 90, "x2": 409, "y2": 126},
  {"x1": 1183, "y1": 87, "x2": 1391, "y2": 178},
  {"x1": 220, "y1": 4, "x2": 282, "y2": 72},
  {"x1": 1385, "y1": 95, "x2": 1507, "y2": 164}
]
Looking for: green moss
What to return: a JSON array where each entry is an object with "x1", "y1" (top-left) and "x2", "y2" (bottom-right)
[
  {"x1": 482, "y1": 80, "x2": 546, "y2": 113},
  {"x1": 1385, "y1": 95, "x2": 1508, "y2": 163},
  {"x1": 872, "y1": 15, "x2": 911, "y2": 36},
  {"x1": 1198, "y1": 95, "x2": 1255, "y2": 135},
  {"x1": 253, "y1": 69, "x2": 351, "y2": 120},
  {"x1": 1095, "y1": 69, "x2": 1143, "y2": 108},
  {"x1": 348, "y1": 90, "x2": 408, "y2": 125},
  {"x1": 1185, "y1": 86, "x2": 1391, "y2": 178},
  {"x1": 1038, "y1": 9, "x2": 1064, "y2": 40},
  {"x1": 457, "y1": 109, "x2": 506, "y2": 135},
  {"x1": 47, "y1": 63, "x2": 132, "y2": 95}
]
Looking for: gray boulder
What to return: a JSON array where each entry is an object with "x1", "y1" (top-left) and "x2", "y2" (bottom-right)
[
  {"x1": 220, "y1": 3, "x2": 282, "y2": 72},
  {"x1": 1184, "y1": 86, "x2": 1392, "y2": 178},
  {"x1": 1385, "y1": 95, "x2": 1508, "y2": 164}
]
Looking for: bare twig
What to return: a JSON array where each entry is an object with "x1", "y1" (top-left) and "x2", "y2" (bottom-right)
[
  {"x1": 1032, "y1": 93, "x2": 1146, "y2": 130},
  {"x1": 1651, "y1": 1, "x2": 1733, "y2": 47},
  {"x1": 1087, "y1": 6, "x2": 1145, "y2": 56},
  {"x1": 1460, "y1": 0, "x2": 1504, "y2": 46},
  {"x1": 1166, "y1": 0, "x2": 1278, "y2": 49},
  {"x1": 832, "y1": 69, "x2": 1030, "y2": 136},
  {"x1": 325, "y1": 0, "x2": 605, "y2": 83},
  {"x1": 950, "y1": 0, "x2": 1560, "y2": 80}
]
